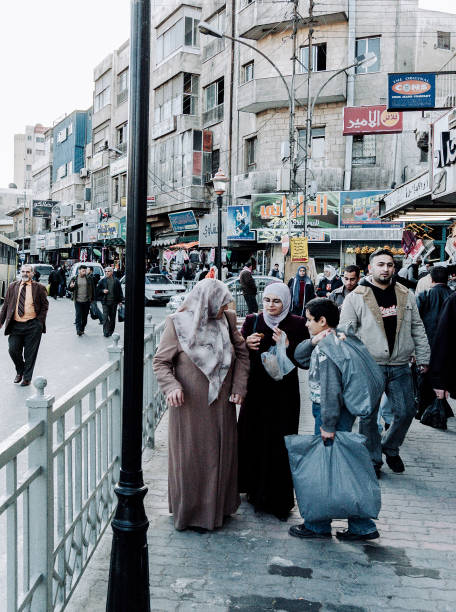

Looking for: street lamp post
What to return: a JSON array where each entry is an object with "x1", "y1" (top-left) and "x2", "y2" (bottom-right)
[
  {"x1": 106, "y1": 1, "x2": 151, "y2": 611},
  {"x1": 212, "y1": 168, "x2": 228, "y2": 281}
]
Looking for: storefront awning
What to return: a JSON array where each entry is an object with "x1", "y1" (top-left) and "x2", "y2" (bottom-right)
[
  {"x1": 169, "y1": 241, "x2": 199, "y2": 249},
  {"x1": 151, "y1": 235, "x2": 177, "y2": 246}
]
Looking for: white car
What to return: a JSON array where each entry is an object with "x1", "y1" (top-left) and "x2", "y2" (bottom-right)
[
  {"x1": 122, "y1": 273, "x2": 187, "y2": 305},
  {"x1": 69, "y1": 261, "x2": 105, "y2": 280},
  {"x1": 166, "y1": 275, "x2": 280, "y2": 315},
  {"x1": 17, "y1": 263, "x2": 54, "y2": 285}
]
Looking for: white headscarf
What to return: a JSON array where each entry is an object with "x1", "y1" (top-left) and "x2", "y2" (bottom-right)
[
  {"x1": 172, "y1": 278, "x2": 234, "y2": 405},
  {"x1": 324, "y1": 265, "x2": 337, "y2": 281},
  {"x1": 262, "y1": 281, "x2": 291, "y2": 330}
]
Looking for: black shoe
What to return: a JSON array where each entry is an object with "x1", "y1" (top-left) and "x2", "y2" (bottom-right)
[
  {"x1": 289, "y1": 523, "x2": 331, "y2": 539},
  {"x1": 384, "y1": 453, "x2": 405, "y2": 473},
  {"x1": 336, "y1": 530, "x2": 379, "y2": 541},
  {"x1": 20, "y1": 379, "x2": 31, "y2": 387},
  {"x1": 77, "y1": 331, "x2": 83, "y2": 336},
  {"x1": 14, "y1": 374, "x2": 23, "y2": 384}
]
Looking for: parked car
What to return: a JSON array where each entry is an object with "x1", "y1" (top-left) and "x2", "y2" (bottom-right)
[
  {"x1": 17, "y1": 263, "x2": 54, "y2": 285},
  {"x1": 166, "y1": 275, "x2": 279, "y2": 315},
  {"x1": 121, "y1": 273, "x2": 187, "y2": 305},
  {"x1": 69, "y1": 261, "x2": 106, "y2": 281}
]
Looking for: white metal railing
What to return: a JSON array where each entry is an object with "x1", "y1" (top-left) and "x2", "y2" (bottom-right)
[{"x1": 0, "y1": 318, "x2": 166, "y2": 611}]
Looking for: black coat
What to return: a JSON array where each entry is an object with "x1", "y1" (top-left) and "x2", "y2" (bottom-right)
[
  {"x1": 238, "y1": 313, "x2": 309, "y2": 518},
  {"x1": 416, "y1": 284, "x2": 453, "y2": 343},
  {"x1": 316, "y1": 275, "x2": 343, "y2": 297},
  {"x1": 96, "y1": 276, "x2": 123, "y2": 304},
  {"x1": 430, "y1": 291, "x2": 456, "y2": 397}
]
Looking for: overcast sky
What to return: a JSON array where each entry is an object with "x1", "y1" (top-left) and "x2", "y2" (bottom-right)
[{"x1": 0, "y1": 0, "x2": 455, "y2": 187}]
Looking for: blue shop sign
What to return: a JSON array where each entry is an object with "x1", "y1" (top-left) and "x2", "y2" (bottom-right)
[
  {"x1": 168, "y1": 211, "x2": 198, "y2": 232},
  {"x1": 388, "y1": 73, "x2": 435, "y2": 110}
]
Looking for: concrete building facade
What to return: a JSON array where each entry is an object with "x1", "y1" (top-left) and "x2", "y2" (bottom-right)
[{"x1": 13, "y1": 124, "x2": 48, "y2": 190}]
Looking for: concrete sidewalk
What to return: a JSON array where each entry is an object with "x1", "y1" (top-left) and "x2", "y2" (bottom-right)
[{"x1": 67, "y1": 375, "x2": 456, "y2": 611}]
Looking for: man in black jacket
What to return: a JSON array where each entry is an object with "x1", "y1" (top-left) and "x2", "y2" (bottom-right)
[
  {"x1": 96, "y1": 266, "x2": 123, "y2": 337},
  {"x1": 416, "y1": 266, "x2": 452, "y2": 343},
  {"x1": 239, "y1": 260, "x2": 258, "y2": 314},
  {"x1": 430, "y1": 290, "x2": 456, "y2": 400}
]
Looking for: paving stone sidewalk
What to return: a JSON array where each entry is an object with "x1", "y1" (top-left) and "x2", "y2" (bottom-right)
[{"x1": 67, "y1": 373, "x2": 456, "y2": 612}]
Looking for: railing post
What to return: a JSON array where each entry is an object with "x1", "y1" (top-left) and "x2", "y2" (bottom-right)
[
  {"x1": 107, "y1": 333, "x2": 123, "y2": 479},
  {"x1": 144, "y1": 315, "x2": 155, "y2": 448},
  {"x1": 26, "y1": 377, "x2": 55, "y2": 611}
]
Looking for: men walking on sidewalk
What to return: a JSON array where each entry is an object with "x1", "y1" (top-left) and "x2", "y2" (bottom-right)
[
  {"x1": 340, "y1": 249, "x2": 430, "y2": 475},
  {"x1": 328, "y1": 265, "x2": 360, "y2": 310},
  {"x1": 240, "y1": 260, "x2": 258, "y2": 314},
  {"x1": 0, "y1": 264, "x2": 49, "y2": 386},
  {"x1": 68, "y1": 264, "x2": 94, "y2": 336},
  {"x1": 96, "y1": 266, "x2": 123, "y2": 337}
]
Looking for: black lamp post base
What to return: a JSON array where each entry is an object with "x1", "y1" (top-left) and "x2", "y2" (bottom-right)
[{"x1": 106, "y1": 475, "x2": 150, "y2": 612}]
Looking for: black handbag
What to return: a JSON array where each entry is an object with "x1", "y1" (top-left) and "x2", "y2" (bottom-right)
[
  {"x1": 89, "y1": 302, "x2": 99, "y2": 320},
  {"x1": 420, "y1": 398, "x2": 452, "y2": 430},
  {"x1": 118, "y1": 303, "x2": 125, "y2": 323}
]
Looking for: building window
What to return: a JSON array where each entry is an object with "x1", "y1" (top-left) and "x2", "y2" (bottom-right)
[
  {"x1": 420, "y1": 149, "x2": 428, "y2": 163},
  {"x1": 183, "y1": 73, "x2": 199, "y2": 115},
  {"x1": 116, "y1": 123, "x2": 128, "y2": 153},
  {"x1": 437, "y1": 31, "x2": 451, "y2": 50},
  {"x1": 355, "y1": 37, "x2": 380, "y2": 73},
  {"x1": 156, "y1": 16, "x2": 200, "y2": 64},
  {"x1": 352, "y1": 134, "x2": 376, "y2": 165},
  {"x1": 35, "y1": 137, "x2": 45, "y2": 143},
  {"x1": 241, "y1": 61, "x2": 254, "y2": 83},
  {"x1": 211, "y1": 149, "x2": 220, "y2": 178},
  {"x1": 117, "y1": 69, "x2": 129, "y2": 105},
  {"x1": 154, "y1": 73, "x2": 199, "y2": 123},
  {"x1": 297, "y1": 128, "x2": 325, "y2": 161},
  {"x1": 93, "y1": 126, "x2": 107, "y2": 153},
  {"x1": 184, "y1": 16, "x2": 199, "y2": 47},
  {"x1": 26, "y1": 148, "x2": 32, "y2": 155},
  {"x1": 299, "y1": 43, "x2": 327, "y2": 72},
  {"x1": 205, "y1": 77, "x2": 224, "y2": 111},
  {"x1": 26, "y1": 164, "x2": 32, "y2": 171},
  {"x1": 94, "y1": 70, "x2": 111, "y2": 112},
  {"x1": 57, "y1": 163, "x2": 67, "y2": 179},
  {"x1": 245, "y1": 137, "x2": 257, "y2": 172},
  {"x1": 27, "y1": 135, "x2": 32, "y2": 141}
]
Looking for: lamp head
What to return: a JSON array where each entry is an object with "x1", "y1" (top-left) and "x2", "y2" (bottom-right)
[
  {"x1": 198, "y1": 21, "x2": 223, "y2": 39},
  {"x1": 355, "y1": 51, "x2": 377, "y2": 69},
  {"x1": 213, "y1": 168, "x2": 228, "y2": 195}
]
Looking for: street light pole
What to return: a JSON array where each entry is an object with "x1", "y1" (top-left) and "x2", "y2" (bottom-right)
[
  {"x1": 213, "y1": 169, "x2": 228, "y2": 281},
  {"x1": 106, "y1": 2, "x2": 151, "y2": 611}
]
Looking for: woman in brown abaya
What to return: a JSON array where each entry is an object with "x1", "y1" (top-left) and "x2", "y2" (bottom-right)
[{"x1": 153, "y1": 278, "x2": 250, "y2": 531}]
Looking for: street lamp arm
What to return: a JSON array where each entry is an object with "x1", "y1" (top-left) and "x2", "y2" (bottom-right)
[
  {"x1": 309, "y1": 61, "x2": 359, "y2": 118},
  {"x1": 209, "y1": 30, "x2": 293, "y2": 107}
]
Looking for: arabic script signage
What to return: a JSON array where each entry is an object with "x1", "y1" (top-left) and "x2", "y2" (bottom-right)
[
  {"x1": 343, "y1": 106, "x2": 403, "y2": 135},
  {"x1": 382, "y1": 172, "x2": 430, "y2": 214}
]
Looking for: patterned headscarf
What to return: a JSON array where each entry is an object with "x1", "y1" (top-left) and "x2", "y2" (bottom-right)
[
  {"x1": 262, "y1": 281, "x2": 291, "y2": 330},
  {"x1": 172, "y1": 278, "x2": 234, "y2": 405}
]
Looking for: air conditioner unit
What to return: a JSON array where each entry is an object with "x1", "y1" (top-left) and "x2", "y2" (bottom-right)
[
  {"x1": 74, "y1": 202, "x2": 85, "y2": 212},
  {"x1": 79, "y1": 168, "x2": 89, "y2": 178}
]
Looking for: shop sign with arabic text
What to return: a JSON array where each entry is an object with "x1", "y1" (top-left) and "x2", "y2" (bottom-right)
[{"x1": 343, "y1": 106, "x2": 403, "y2": 135}]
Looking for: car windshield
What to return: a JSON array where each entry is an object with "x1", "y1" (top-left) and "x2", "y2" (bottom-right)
[
  {"x1": 35, "y1": 266, "x2": 53, "y2": 274},
  {"x1": 89, "y1": 266, "x2": 103, "y2": 276},
  {"x1": 145, "y1": 275, "x2": 171, "y2": 285}
]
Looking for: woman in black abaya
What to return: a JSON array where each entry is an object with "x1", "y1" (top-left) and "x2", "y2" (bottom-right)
[{"x1": 238, "y1": 281, "x2": 308, "y2": 520}]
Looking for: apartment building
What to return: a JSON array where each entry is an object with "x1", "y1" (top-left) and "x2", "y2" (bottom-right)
[{"x1": 13, "y1": 124, "x2": 48, "y2": 190}]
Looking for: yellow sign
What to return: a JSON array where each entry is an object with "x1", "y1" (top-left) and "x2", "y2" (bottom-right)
[{"x1": 290, "y1": 237, "x2": 308, "y2": 262}]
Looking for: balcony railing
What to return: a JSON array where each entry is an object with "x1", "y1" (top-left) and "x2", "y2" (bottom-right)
[{"x1": 202, "y1": 103, "x2": 224, "y2": 128}]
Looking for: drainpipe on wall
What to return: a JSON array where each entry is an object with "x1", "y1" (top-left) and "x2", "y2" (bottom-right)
[
  {"x1": 343, "y1": 0, "x2": 356, "y2": 191},
  {"x1": 228, "y1": 0, "x2": 236, "y2": 200}
]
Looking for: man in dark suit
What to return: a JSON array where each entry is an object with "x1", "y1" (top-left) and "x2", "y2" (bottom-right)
[
  {"x1": 0, "y1": 264, "x2": 49, "y2": 386},
  {"x1": 68, "y1": 264, "x2": 94, "y2": 336},
  {"x1": 96, "y1": 266, "x2": 123, "y2": 337}
]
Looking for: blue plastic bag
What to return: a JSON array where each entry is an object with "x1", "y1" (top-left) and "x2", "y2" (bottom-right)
[{"x1": 285, "y1": 432, "x2": 381, "y2": 522}]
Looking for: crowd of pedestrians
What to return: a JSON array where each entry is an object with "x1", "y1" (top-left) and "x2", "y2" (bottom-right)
[
  {"x1": 153, "y1": 248, "x2": 455, "y2": 542},
  {"x1": 0, "y1": 261, "x2": 124, "y2": 385}
]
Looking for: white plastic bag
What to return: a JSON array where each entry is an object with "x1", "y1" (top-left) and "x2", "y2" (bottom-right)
[{"x1": 260, "y1": 334, "x2": 295, "y2": 381}]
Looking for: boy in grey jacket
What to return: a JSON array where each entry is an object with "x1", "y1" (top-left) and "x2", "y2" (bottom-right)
[{"x1": 290, "y1": 298, "x2": 379, "y2": 541}]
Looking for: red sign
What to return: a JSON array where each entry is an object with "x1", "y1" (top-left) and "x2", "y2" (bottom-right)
[{"x1": 343, "y1": 105, "x2": 403, "y2": 135}]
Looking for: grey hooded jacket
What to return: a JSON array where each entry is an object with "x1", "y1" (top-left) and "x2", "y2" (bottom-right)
[{"x1": 339, "y1": 279, "x2": 430, "y2": 366}]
